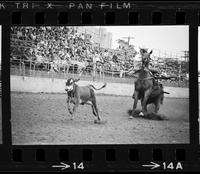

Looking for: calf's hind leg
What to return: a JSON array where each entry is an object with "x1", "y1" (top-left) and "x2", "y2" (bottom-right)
[
  {"x1": 91, "y1": 98, "x2": 101, "y2": 123},
  {"x1": 85, "y1": 100, "x2": 100, "y2": 123}
]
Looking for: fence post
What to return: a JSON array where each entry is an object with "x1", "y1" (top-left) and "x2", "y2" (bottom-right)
[
  {"x1": 93, "y1": 63, "x2": 96, "y2": 81},
  {"x1": 178, "y1": 63, "x2": 181, "y2": 87},
  {"x1": 22, "y1": 62, "x2": 25, "y2": 79},
  {"x1": 29, "y1": 60, "x2": 31, "y2": 76},
  {"x1": 120, "y1": 70, "x2": 123, "y2": 78},
  {"x1": 64, "y1": 64, "x2": 66, "y2": 79},
  {"x1": 19, "y1": 59, "x2": 22, "y2": 75},
  {"x1": 66, "y1": 64, "x2": 69, "y2": 79},
  {"x1": 33, "y1": 63, "x2": 35, "y2": 76},
  {"x1": 63, "y1": 64, "x2": 65, "y2": 79},
  {"x1": 51, "y1": 68, "x2": 54, "y2": 81}
]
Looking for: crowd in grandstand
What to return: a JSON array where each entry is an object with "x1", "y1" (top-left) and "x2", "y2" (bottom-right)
[
  {"x1": 11, "y1": 27, "x2": 127, "y2": 71},
  {"x1": 10, "y1": 26, "x2": 189, "y2": 82}
]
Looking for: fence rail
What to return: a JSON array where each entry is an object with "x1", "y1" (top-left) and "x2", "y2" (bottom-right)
[{"x1": 10, "y1": 58, "x2": 133, "y2": 83}]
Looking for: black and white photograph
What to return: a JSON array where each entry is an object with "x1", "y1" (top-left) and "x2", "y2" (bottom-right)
[{"x1": 10, "y1": 26, "x2": 189, "y2": 145}]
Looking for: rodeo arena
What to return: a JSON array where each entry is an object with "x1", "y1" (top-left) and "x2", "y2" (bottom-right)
[{"x1": 10, "y1": 26, "x2": 189, "y2": 145}]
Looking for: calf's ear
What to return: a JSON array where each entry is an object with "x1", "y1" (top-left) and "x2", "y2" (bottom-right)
[{"x1": 149, "y1": 50, "x2": 153, "y2": 54}]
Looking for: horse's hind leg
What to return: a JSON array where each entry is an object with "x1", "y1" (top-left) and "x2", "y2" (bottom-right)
[
  {"x1": 130, "y1": 90, "x2": 139, "y2": 118},
  {"x1": 154, "y1": 102, "x2": 160, "y2": 114},
  {"x1": 91, "y1": 97, "x2": 101, "y2": 123}
]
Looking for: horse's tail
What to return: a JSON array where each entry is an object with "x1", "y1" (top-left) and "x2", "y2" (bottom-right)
[{"x1": 89, "y1": 83, "x2": 107, "y2": 90}]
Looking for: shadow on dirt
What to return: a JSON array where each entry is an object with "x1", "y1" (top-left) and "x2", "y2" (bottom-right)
[{"x1": 127, "y1": 109, "x2": 168, "y2": 121}]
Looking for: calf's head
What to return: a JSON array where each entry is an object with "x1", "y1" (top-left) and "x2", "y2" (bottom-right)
[{"x1": 65, "y1": 78, "x2": 80, "y2": 92}]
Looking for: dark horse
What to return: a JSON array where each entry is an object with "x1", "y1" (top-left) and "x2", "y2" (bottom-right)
[{"x1": 130, "y1": 48, "x2": 155, "y2": 118}]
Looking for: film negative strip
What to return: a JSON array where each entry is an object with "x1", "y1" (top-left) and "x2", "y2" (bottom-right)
[{"x1": 0, "y1": 0, "x2": 199, "y2": 172}]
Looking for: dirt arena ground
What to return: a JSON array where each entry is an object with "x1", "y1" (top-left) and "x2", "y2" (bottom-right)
[{"x1": 11, "y1": 92, "x2": 189, "y2": 145}]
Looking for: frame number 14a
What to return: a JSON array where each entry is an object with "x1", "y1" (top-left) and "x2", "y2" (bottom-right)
[
  {"x1": 163, "y1": 162, "x2": 183, "y2": 170},
  {"x1": 142, "y1": 162, "x2": 183, "y2": 170}
]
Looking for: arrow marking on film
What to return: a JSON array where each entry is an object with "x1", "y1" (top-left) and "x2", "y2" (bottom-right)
[
  {"x1": 52, "y1": 162, "x2": 70, "y2": 170},
  {"x1": 142, "y1": 162, "x2": 160, "y2": 170}
]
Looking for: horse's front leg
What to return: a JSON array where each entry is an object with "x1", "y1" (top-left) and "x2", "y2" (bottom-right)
[
  {"x1": 130, "y1": 90, "x2": 139, "y2": 118},
  {"x1": 140, "y1": 89, "x2": 152, "y2": 116}
]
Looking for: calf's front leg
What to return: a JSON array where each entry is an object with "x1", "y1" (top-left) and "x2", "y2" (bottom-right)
[
  {"x1": 131, "y1": 90, "x2": 139, "y2": 118},
  {"x1": 71, "y1": 98, "x2": 79, "y2": 120},
  {"x1": 67, "y1": 98, "x2": 73, "y2": 115}
]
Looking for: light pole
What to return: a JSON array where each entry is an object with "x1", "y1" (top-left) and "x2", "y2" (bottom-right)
[{"x1": 122, "y1": 36, "x2": 135, "y2": 46}]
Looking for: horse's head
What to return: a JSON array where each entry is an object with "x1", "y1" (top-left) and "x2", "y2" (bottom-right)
[{"x1": 140, "y1": 48, "x2": 153, "y2": 68}]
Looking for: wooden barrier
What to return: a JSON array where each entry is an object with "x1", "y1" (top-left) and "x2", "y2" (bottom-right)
[{"x1": 11, "y1": 75, "x2": 189, "y2": 98}]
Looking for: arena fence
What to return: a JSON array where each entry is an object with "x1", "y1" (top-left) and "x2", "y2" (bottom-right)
[
  {"x1": 10, "y1": 75, "x2": 189, "y2": 98},
  {"x1": 10, "y1": 58, "x2": 189, "y2": 87},
  {"x1": 10, "y1": 58, "x2": 135, "y2": 83}
]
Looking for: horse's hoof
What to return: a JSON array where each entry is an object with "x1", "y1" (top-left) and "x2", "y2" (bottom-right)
[
  {"x1": 139, "y1": 112, "x2": 144, "y2": 116},
  {"x1": 94, "y1": 120, "x2": 101, "y2": 124}
]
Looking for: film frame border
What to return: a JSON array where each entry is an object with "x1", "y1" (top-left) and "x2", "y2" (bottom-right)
[{"x1": 0, "y1": 0, "x2": 199, "y2": 172}]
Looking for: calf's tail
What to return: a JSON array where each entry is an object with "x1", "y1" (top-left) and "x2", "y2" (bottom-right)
[
  {"x1": 163, "y1": 91, "x2": 170, "y2": 94},
  {"x1": 89, "y1": 83, "x2": 107, "y2": 90}
]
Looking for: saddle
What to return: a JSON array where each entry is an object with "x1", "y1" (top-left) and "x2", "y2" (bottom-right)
[
  {"x1": 146, "y1": 68, "x2": 160, "y2": 86},
  {"x1": 138, "y1": 68, "x2": 158, "y2": 83}
]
